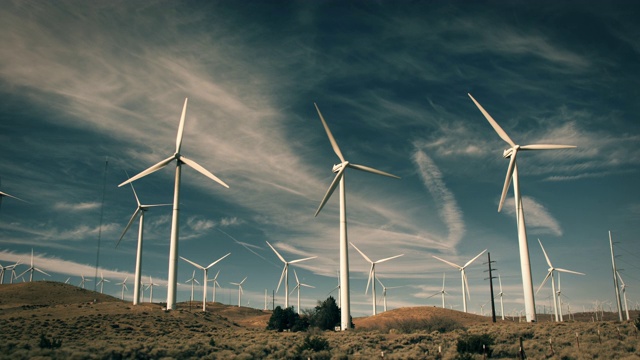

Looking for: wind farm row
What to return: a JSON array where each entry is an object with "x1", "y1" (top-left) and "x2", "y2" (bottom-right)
[{"x1": 0, "y1": 94, "x2": 635, "y2": 328}]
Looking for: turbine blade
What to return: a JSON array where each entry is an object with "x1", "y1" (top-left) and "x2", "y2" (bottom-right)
[
  {"x1": 520, "y1": 144, "x2": 576, "y2": 150},
  {"x1": 556, "y1": 268, "x2": 585, "y2": 276},
  {"x1": 314, "y1": 165, "x2": 346, "y2": 217},
  {"x1": 240, "y1": 276, "x2": 247, "y2": 284},
  {"x1": 34, "y1": 268, "x2": 50, "y2": 277},
  {"x1": 498, "y1": 150, "x2": 517, "y2": 213},
  {"x1": 468, "y1": 93, "x2": 516, "y2": 147},
  {"x1": 179, "y1": 155, "x2": 229, "y2": 188},
  {"x1": 276, "y1": 265, "x2": 286, "y2": 293},
  {"x1": 179, "y1": 256, "x2": 205, "y2": 270},
  {"x1": 365, "y1": 264, "x2": 374, "y2": 295},
  {"x1": 116, "y1": 208, "x2": 142, "y2": 248},
  {"x1": 206, "y1": 253, "x2": 231, "y2": 269},
  {"x1": 119, "y1": 156, "x2": 175, "y2": 187},
  {"x1": 376, "y1": 254, "x2": 404, "y2": 264},
  {"x1": 376, "y1": 276, "x2": 385, "y2": 288},
  {"x1": 176, "y1": 98, "x2": 188, "y2": 153},
  {"x1": 314, "y1": 103, "x2": 345, "y2": 162},
  {"x1": 463, "y1": 249, "x2": 487, "y2": 268},
  {"x1": 289, "y1": 256, "x2": 317, "y2": 264},
  {"x1": 426, "y1": 292, "x2": 440, "y2": 299},
  {"x1": 350, "y1": 242, "x2": 373, "y2": 264},
  {"x1": 294, "y1": 269, "x2": 300, "y2": 283},
  {"x1": 348, "y1": 163, "x2": 400, "y2": 179},
  {"x1": 432, "y1": 255, "x2": 461, "y2": 269},
  {"x1": 538, "y1": 239, "x2": 553, "y2": 268},
  {"x1": 0, "y1": 191, "x2": 26, "y2": 202},
  {"x1": 301, "y1": 283, "x2": 314, "y2": 288},
  {"x1": 536, "y1": 272, "x2": 552, "y2": 294},
  {"x1": 142, "y1": 203, "x2": 172, "y2": 208},
  {"x1": 266, "y1": 241, "x2": 287, "y2": 263},
  {"x1": 463, "y1": 272, "x2": 471, "y2": 300}
]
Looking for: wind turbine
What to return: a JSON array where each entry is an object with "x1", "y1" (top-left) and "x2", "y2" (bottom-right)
[
  {"x1": 118, "y1": 98, "x2": 229, "y2": 310},
  {"x1": 79, "y1": 274, "x2": 92, "y2": 289},
  {"x1": 266, "y1": 241, "x2": 316, "y2": 309},
  {"x1": 0, "y1": 264, "x2": 4, "y2": 284},
  {"x1": 432, "y1": 249, "x2": 487, "y2": 313},
  {"x1": 207, "y1": 270, "x2": 223, "y2": 303},
  {"x1": 96, "y1": 272, "x2": 110, "y2": 294},
  {"x1": 116, "y1": 277, "x2": 128, "y2": 300},
  {"x1": 350, "y1": 242, "x2": 403, "y2": 316},
  {"x1": 17, "y1": 249, "x2": 50, "y2": 282},
  {"x1": 230, "y1": 276, "x2": 247, "y2": 307},
  {"x1": 426, "y1": 273, "x2": 449, "y2": 308},
  {"x1": 117, "y1": 174, "x2": 170, "y2": 305},
  {"x1": 313, "y1": 103, "x2": 400, "y2": 330},
  {"x1": 469, "y1": 93, "x2": 575, "y2": 322},
  {"x1": 536, "y1": 239, "x2": 584, "y2": 322},
  {"x1": 185, "y1": 270, "x2": 200, "y2": 303},
  {"x1": 328, "y1": 270, "x2": 340, "y2": 306},
  {"x1": 180, "y1": 253, "x2": 230, "y2": 311},
  {"x1": 290, "y1": 270, "x2": 315, "y2": 314},
  {"x1": 145, "y1": 276, "x2": 159, "y2": 303},
  {"x1": 5, "y1": 260, "x2": 21, "y2": 284},
  {"x1": 497, "y1": 274, "x2": 505, "y2": 320},
  {"x1": 376, "y1": 277, "x2": 403, "y2": 312},
  {"x1": 617, "y1": 271, "x2": 630, "y2": 321}
]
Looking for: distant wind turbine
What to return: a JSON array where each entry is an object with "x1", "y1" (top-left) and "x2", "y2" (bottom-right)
[
  {"x1": 118, "y1": 98, "x2": 229, "y2": 310},
  {"x1": 536, "y1": 239, "x2": 584, "y2": 322},
  {"x1": 97, "y1": 272, "x2": 110, "y2": 294},
  {"x1": 376, "y1": 277, "x2": 403, "y2": 312},
  {"x1": 469, "y1": 93, "x2": 575, "y2": 322},
  {"x1": 266, "y1": 241, "x2": 316, "y2": 309},
  {"x1": 207, "y1": 270, "x2": 223, "y2": 303},
  {"x1": 185, "y1": 270, "x2": 200, "y2": 303},
  {"x1": 180, "y1": 253, "x2": 230, "y2": 311},
  {"x1": 617, "y1": 271, "x2": 630, "y2": 321},
  {"x1": 17, "y1": 249, "x2": 50, "y2": 282},
  {"x1": 230, "y1": 277, "x2": 247, "y2": 307},
  {"x1": 350, "y1": 242, "x2": 403, "y2": 316},
  {"x1": 116, "y1": 174, "x2": 170, "y2": 305},
  {"x1": 426, "y1": 273, "x2": 449, "y2": 309},
  {"x1": 145, "y1": 276, "x2": 159, "y2": 303},
  {"x1": 433, "y1": 249, "x2": 487, "y2": 313},
  {"x1": 5, "y1": 260, "x2": 21, "y2": 284},
  {"x1": 313, "y1": 103, "x2": 400, "y2": 330},
  {"x1": 497, "y1": 274, "x2": 505, "y2": 320},
  {"x1": 116, "y1": 276, "x2": 128, "y2": 300},
  {"x1": 290, "y1": 270, "x2": 315, "y2": 314},
  {"x1": 328, "y1": 270, "x2": 340, "y2": 306},
  {"x1": 79, "y1": 274, "x2": 92, "y2": 289}
]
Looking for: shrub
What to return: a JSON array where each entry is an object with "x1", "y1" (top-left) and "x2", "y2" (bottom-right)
[
  {"x1": 39, "y1": 333, "x2": 62, "y2": 349},
  {"x1": 308, "y1": 296, "x2": 341, "y2": 330},
  {"x1": 266, "y1": 306, "x2": 308, "y2": 332},
  {"x1": 456, "y1": 333, "x2": 493, "y2": 357},
  {"x1": 296, "y1": 335, "x2": 330, "y2": 353},
  {"x1": 635, "y1": 314, "x2": 640, "y2": 331}
]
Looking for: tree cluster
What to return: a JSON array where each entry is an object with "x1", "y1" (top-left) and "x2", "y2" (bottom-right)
[{"x1": 266, "y1": 296, "x2": 342, "y2": 332}]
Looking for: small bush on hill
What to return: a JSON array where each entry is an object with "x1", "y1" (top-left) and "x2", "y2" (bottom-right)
[
  {"x1": 456, "y1": 333, "x2": 493, "y2": 357},
  {"x1": 38, "y1": 334, "x2": 62, "y2": 349},
  {"x1": 296, "y1": 334, "x2": 330, "y2": 353}
]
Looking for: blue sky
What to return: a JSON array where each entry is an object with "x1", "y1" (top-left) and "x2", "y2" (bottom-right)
[{"x1": 1, "y1": 1, "x2": 639, "y2": 317}]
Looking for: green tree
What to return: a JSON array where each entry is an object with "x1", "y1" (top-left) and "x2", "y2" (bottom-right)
[
  {"x1": 309, "y1": 296, "x2": 340, "y2": 330},
  {"x1": 266, "y1": 306, "x2": 309, "y2": 332}
]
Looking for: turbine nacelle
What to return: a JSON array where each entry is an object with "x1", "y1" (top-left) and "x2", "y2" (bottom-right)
[{"x1": 332, "y1": 162, "x2": 347, "y2": 173}]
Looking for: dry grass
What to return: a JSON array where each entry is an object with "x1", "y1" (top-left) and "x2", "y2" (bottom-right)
[{"x1": 0, "y1": 282, "x2": 639, "y2": 359}]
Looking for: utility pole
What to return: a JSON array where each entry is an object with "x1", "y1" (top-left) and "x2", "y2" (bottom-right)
[
  {"x1": 272, "y1": 289, "x2": 275, "y2": 311},
  {"x1": 609, "y1": 231, "x2": 623, "y2": 321},
  {"x1": 484, "y1": 252, "x2": 497, "y2": 323}
]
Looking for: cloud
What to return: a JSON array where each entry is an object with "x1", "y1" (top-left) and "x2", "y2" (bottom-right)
[
  {"x1": 54, "y1": 202, "x2": 100, "y2": 211},
  {"x1": 502, "y1": 196, "x2": 562, "y2": 236}
]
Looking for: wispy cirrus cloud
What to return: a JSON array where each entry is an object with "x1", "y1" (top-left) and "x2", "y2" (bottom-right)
[{"x1": 502, "y1": 196, "x2": 562, "y2": 236}]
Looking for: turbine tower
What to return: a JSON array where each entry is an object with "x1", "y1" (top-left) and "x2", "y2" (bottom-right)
[
  {"x1": 426, "y1": 273, "x2": 449, "y2": 308},
  {"x1": 208, "y1": 270, "x2": 223, "y2": 303},
  {"x1": 498, "y1": 274, "x2": 505, "y2": 320},
  {"x1": 433, "y1": 249, "x2": 487, "y2": 313},
  {"x1": 17, "y1": 249, "x2": 50, "y2": 282},
  {"x1": 230, "y1": 277, "x2": 247, "y2": 307},
  {"x1": 96, "y1": 272, "x2": 110, "y2": 294},
  {"x1": 290, "y1": 269, "x2": 315, "y2": 314},
  {"x1": 350, "y1": 242, "x2": 403, "y2": 316},
  {"x1": 313, "y1": 103, "x2": 400, "y2": 330},
  {"x1": 266, "y1": 241, "x2": 316, "y2": 309},
  {"x1": 185, "y1": 270, "x2": 200, "y2": 303},
  {"x1": 469, "y1": 93, "x2": 575, "y2": 322},
  {"x1": 180, "y1": 253, "x2": 230, "y2": 311},
  {"x1": 145, "y1": 276, "x2": 159, "y2": 303},
  {"x1": 119, "y1": 98, "x2": 229, "y2": 310},
  {"x1": 116, "y1": 276, "x2": 128, "y2": 300},
  {"x1": 116, "y1": 175, "x2": 170, "y2": 305},
  {"x1": 4, "y1": 261, "x2": 21, "y2": 284},
  {"x1": 376, "y1": 277, "x2": 402, "y2": 312},
  {"x1": 617, "y1": 271, "x2": 630, "y2": 321},
  {"x1": 535, "y1": 239, "x2": 585, "y2": 322}
]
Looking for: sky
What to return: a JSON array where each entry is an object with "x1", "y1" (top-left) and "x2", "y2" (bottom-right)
[{"x1": 1, "y1": 1, "x2": 639, "y2": 317}]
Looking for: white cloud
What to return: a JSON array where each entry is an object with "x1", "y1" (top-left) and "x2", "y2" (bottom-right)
[{"x1": 502, "y1": 196, "x2": 562, "y2": 236}]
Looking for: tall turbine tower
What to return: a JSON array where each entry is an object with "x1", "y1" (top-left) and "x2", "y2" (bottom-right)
[
  {"x1": 469, "y1": 93, "x2": 575, "y2": 322},
  {"x1": 119, "y1": 98, "x2": 229, "y2": 310},
  {"x1": 433, "y1": 249, "x2": 487, "y2": 313},
  {"x1": 350, "y1": 242, "x2": 403, "y2": 315},
  {"x1": 266, "y1": 241, "x2": 316, "y2": 309},
  {"x1": 117, "y1": 178, "x2": 169, "y2": 305},
  {"x1": 536, "y1": 239, "x2": 585, "y2": 322},
  {"x1": 313, "y1": 103, "x2": 400, "y2": 330}
]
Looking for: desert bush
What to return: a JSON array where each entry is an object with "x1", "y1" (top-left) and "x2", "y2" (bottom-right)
[
  {"x1": 297, "y1": 334, "x2": 330, "y2": 353},
  {"x1": 39, "y1": 333, "x2": 62, "y2": 349},
  {"x1": 378, "y1": 316, "x2": 464, "y2": 334},
  {"x1": 456, "y1": 333, "x2": 493, "y2": 357}
]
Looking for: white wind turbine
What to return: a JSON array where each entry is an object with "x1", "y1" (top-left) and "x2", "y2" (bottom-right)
[
  {"x1": 96, "y1": 272, "x2": 110, "y2": 294},
  {"x1": 118, "y1": 98, "x2": 229, "y2": 311},
  {"x1": 5, "y1": 260, "x2": 21, "y2": 284},
  {"x1": 350, "y1": 242, "x2": 403, "y2": 316},
  {"x1": 497, "y1": 274, "x2": 505, "y2": 320},
  {"x1": 376, "y1": 277, "x2": 403, "y2": 312},
  {"x1": 230, "y1": 277, "x2": 247, "y2": 307},
  {"x1": 290, "y1": 270, "x2": 315, "y2": 314},
  {"x1": 117, "y1": 175, "x2": 170, "y2": 305},
  {"x1": 266, "y1": 241, "x2": 316, "y2": 309},
  {"x1": 17, "y1": 249, "x2": 50, "y2": 282},
  {"x1": 617, "y1": 271, "x2": 630, "y2": 321},
  {"x1": 145, "y1": 276, "x2": 159, "y2": 303},
  {"x1": 426, "y1": 273, "x2": 449, "y2": 308},
  {"x1": 116, "y1": 277, "x2": 128, "y2": 300},
  {"x1": 185, "y1": 270, "x2": 200, "y2": 303},
  {"x1": 469, "y1": 93, "x2": 575, "y2": 322},
  {"x1": 536, "y1": 239, "x2": 584, "y2": 322},
  {"x1": 79, "y1": 274, "x2": 92, "y2": 289},
  {"x1": 328, "y1": 270, "x2": 340, "y2": 306},
  {"x1": 180, "y1": 253, "x2": 230, "y2": 311},
  {"x1": 313, "y1": 103, "x2": 400, "y2": 330},
  {"x1": 208, "y1": 270, "x2": 223, "y2": 303},
  {"x1": 432, "y1": 249, "x2": 487, "y2": 313}
]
